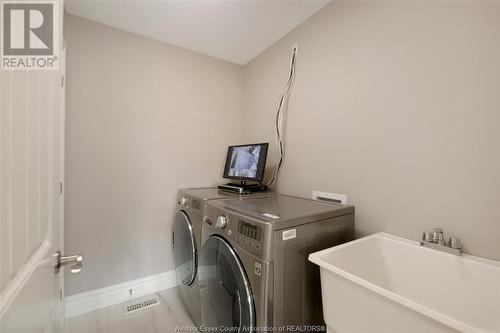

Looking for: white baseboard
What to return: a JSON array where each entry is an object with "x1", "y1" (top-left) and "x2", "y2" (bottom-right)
[{"x1": 65, "y1": 270, "x2": 178, "y2": 318}]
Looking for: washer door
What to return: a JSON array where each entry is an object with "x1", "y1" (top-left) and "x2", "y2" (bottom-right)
[
  {"x1": 199, "y1": 236, "x2": 255, "y2": 332},
  {"x1": 172, "y1": 211, "x2": 197, "y2": 286}
]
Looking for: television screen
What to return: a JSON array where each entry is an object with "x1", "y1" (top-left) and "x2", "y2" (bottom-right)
[{"x1": 223, "y1": 143, "x2": 268, "y2": 182}]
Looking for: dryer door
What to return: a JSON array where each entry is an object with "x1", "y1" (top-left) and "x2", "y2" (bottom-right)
[
  {"x1": 172, "y1": 211, "x2": 197, "y2": 286},
  {"x1": 199, "y1": 236, "x2": 255, "y2": 332}
]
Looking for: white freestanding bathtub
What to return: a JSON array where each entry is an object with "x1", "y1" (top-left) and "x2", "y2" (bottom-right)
[{"x1": 309, "y1": 232, "x2": 500, "y2": 333}]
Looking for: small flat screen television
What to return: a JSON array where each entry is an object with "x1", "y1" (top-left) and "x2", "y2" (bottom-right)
[{"x1": 223, "y1": 143, "x2": 269, "y2": 182}]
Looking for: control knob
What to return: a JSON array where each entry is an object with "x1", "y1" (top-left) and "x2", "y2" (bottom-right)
[
  {"x1": 215, "y1": 215, "x2": 228, "y2": 230},
  {"x1": 179, "y1": 197, "x2": 188, "y2": 206}
]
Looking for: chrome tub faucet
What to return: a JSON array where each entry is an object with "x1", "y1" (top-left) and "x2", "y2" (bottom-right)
[{"x1": 420, "y1": 228, "x2": 462, "y2": 255}]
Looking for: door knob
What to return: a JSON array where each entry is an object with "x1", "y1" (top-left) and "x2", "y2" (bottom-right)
[{"x1": 54, "y1": 251, "x2": 83, "y2": 275}]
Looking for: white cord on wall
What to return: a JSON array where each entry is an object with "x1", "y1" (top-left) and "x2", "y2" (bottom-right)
[{"x1": 267, "y1": 45, "x2": 298, "y2": 188}]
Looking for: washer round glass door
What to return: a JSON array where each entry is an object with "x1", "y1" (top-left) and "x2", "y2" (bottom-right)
[
  {"x1": 199, "y1": 236, "x2": 255, "y2": 332},
  {"x1": 172, "y1": 211, "x2": 197, "y2": 286}
]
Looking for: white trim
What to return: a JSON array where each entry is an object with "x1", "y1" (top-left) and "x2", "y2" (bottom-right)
[
  {"x1": 58, "y1": 41, "x2": 67, "y2": 328},
  {"x1": 65, "y1": 270, "x2": 178, "y2": 318},
  {"x1": 0, "y1": 239, "x2": 52, "y2": 319}
]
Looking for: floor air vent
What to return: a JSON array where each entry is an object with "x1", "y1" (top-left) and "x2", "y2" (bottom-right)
[{"x1": 124, "y1": 294, "x2": 160, "y2": 314}]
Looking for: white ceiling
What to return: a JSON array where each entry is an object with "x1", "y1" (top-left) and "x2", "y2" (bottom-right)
[{"x1": 65, "y1": 0, "x2": 329, "y2": 65}]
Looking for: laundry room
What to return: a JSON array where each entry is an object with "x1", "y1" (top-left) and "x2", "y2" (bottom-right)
[{"x1": 0, "y1": 1, "x2": 499, "y2": 333}]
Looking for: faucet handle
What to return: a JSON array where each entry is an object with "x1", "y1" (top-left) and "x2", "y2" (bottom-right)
[
  {"x1": 448, "y1": 237, "x2": 461, "y2": 249},
  {"x1": 422, "y1": 232, "x2": 433, "y2": 242}
]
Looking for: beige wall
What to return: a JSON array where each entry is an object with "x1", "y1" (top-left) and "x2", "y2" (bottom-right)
[
  {"x1": 64, "y1": 15, "x2": 244, "y2": 295},
  {"x1": 243, "y1": 1, "x2": 500, "y2": 260},
  {"x1": 65, "y1": 1, "x2": 500, "y2": 296}
]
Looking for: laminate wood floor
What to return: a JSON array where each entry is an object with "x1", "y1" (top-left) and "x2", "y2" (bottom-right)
[{"x1": 65, "y1": 288, "x2": 196, "y2": 333}]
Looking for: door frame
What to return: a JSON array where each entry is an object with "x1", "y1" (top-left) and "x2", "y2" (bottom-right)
[{"x1": 58, "y1": 42, "x2": 67, "y2": 327}]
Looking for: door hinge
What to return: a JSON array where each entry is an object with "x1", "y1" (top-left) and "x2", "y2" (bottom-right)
[
  {"x1": 61, "y1": 75, "x2": 64, "y2": 88},
  {"x1": 59, "y1": 289, "x2": 63, "y2": 301},
  {"x1": 60, "y1": 182, "x2": 63, "y2": 195}
]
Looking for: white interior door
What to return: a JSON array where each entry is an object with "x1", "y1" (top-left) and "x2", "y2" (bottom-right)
[{"x1": 0, "y1": 2, "x2": 70, "y2": 332}]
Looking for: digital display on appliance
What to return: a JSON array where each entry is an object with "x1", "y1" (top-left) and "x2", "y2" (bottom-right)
[
  {"x1": 238, "y1": 220, "x2": 262, "y2": 241},
  {"x1": 223, "y1": 143, "x2": 268, "y2": 182}
]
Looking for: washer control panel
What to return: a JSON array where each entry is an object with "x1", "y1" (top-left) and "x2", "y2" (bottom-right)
[
  {"x1": 236, "y1": 220, "x2": 262, "y2": 252},
  {"x1": 238, "y1": 220, "x2": 262, "y2": 241},
  {"x1": 203, "y1": 203, "x2": 272, "y2": 260}
]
